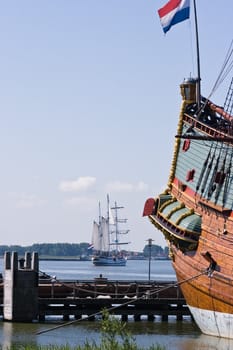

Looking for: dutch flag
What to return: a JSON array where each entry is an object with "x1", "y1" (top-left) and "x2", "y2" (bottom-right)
[{"x1": 158, "y1": 0, "x2": 190, "y2": 34}]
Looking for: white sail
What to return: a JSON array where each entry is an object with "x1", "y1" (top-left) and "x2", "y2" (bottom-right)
[
  {"x1": 91, "y1": 221, "x2": 101, "y2": 251},
  {"x1": 92, "y1": 217, "x2": 110, "y2": 253},
  {"x1": 100, "y1": 216, "x2": 110, "y2": 252}
]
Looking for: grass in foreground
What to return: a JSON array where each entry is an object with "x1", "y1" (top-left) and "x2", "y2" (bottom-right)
[{"x1": 2, "y1": 310, "x2": 166, "y2": 350}]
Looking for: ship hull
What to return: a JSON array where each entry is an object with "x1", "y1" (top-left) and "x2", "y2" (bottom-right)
[
  {"x1": 170, "y1": 244, "x2": 233, "y2": 338},
  {"x1": 92, "y1": 255, "x2": 127, "y2": 266},
  {"x1": 189, "y1": 306, "x2": 233, "y2": 338},
  {"x1": 148, "y1": 189, "x2": 233, "y2": 338}
]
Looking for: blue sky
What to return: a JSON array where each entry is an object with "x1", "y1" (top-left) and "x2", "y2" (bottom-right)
[{"x1": 0, "y1": 1, "x2": 232, "y2": 251}]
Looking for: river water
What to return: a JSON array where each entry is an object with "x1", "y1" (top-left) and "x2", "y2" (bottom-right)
[{"x1": 1, "y1": 259, "x2": 233, "y2": 349}]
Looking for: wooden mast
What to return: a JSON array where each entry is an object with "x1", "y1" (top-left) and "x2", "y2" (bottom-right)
[{"x1": 193, "y1": 0, "x2": 201, "y2": 110}]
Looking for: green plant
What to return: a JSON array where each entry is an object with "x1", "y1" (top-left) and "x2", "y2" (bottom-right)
[
  {"x1": 99, "y1": 309, "x2": 137, "y2": 350},
  {"x1": 1, "y1": 310, "x2": 166, "y2": 349}
]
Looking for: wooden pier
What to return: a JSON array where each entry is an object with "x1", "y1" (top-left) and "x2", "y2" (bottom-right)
[
  {"x1": 0, "y1": 278, "x2": 190, "y2": 322},
  {"x1": 37, "y1": 278, "x2": 190, "y2": 322}
]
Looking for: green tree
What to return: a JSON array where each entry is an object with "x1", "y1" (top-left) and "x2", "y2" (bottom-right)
[{"x1": 143, "y1": 244, "x2": 164, "y2": 258}]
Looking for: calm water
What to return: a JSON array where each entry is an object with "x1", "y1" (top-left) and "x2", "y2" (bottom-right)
[
  {"x1": 1, "y1": 259, "x2": 233, "y2": 349},
  {"x1": 39, "y1": 258, "x2": 176, "y2": 281}
]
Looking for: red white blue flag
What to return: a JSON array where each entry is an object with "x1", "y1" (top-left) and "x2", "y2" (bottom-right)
[{"x1": 158, "y1": 0, "x2": 190, "y2": 34}]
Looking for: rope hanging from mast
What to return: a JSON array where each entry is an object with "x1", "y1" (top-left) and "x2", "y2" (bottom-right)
[{"x1": 207, "y1": 39, "x2": 233, "y2": 100}]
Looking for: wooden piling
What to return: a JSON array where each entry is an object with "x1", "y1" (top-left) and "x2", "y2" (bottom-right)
[{"x1": 3, "y1": 251, "x2": 38, "y2": 322}]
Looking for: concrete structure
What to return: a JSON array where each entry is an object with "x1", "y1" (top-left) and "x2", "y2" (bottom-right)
[{"x1": 3, "y1": 251, "x2": 38, "y2": 321}]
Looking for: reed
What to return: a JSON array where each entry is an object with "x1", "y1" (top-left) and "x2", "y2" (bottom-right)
[{"x1": 1, "y1": 345, "x2": 166, "y2": 350}]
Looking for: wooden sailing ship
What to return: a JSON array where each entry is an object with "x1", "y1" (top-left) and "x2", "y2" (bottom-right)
[
  {"x1": 91, "y1": 195, "x2": 129, "y2": 266},
  {"x1": 143, "y1": 0, "x2": 233, "y2": 338}
]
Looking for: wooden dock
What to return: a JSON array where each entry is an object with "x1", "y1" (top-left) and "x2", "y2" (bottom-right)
[
  {"x1": 0, "y1": 277, "x2": 190, "y2": 322},
  {"x1": 37, "y1": 279, "x2": 190, "y2": 322}
]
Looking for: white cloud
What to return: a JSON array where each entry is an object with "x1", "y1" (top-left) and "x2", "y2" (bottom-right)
[
  {"x1": 105, "y1": 181, "x2": 148, "y2": 193},
  {"x1": 59, "y1": 176, "x2": 96, "y2": 192}
]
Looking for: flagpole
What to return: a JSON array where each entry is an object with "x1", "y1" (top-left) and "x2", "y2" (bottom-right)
[{"x1": 193, "y1": 0, "x2": 201, "y2": 110}]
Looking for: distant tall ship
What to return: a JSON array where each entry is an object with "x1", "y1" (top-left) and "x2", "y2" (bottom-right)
[
  {"x1": 143, "y1": 0, "x2": 233, "y2": 339},
  {"x1": 91, "y1": 195, "x2": 130, "y2": 266}
]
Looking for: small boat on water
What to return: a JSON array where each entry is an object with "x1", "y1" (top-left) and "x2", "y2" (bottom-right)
[
  {"x1": 143, "y1": 0, "x2": 233, "y2": 339},
  {"x1": 91, "y1": 195, "x2": 130, "y2": 266}
]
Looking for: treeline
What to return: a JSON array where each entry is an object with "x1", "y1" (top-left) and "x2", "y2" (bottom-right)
[
  {"x1": 143, "y1": 244, "x2": 169, "y2": 258},
  {"x1": 0, "y1": 243, "x2": 169, "y2": 258},
  {"x1": 0, "y1": 243, "x2": 90, "y2": 258}
]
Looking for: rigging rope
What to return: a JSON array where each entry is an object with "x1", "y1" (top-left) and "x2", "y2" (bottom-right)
[
  {"x1": 193, "y1": 40, "x2": 233, "y2": 120},
  {"x1": 200, "y1": 149, "x2": 215, "y2": 197},
  {"x1": 195, "y1": 145, "x2": 212, "y2": 193},
  {"x1": 208, "y1": 39, "x2": 233, "y2": 100}
]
